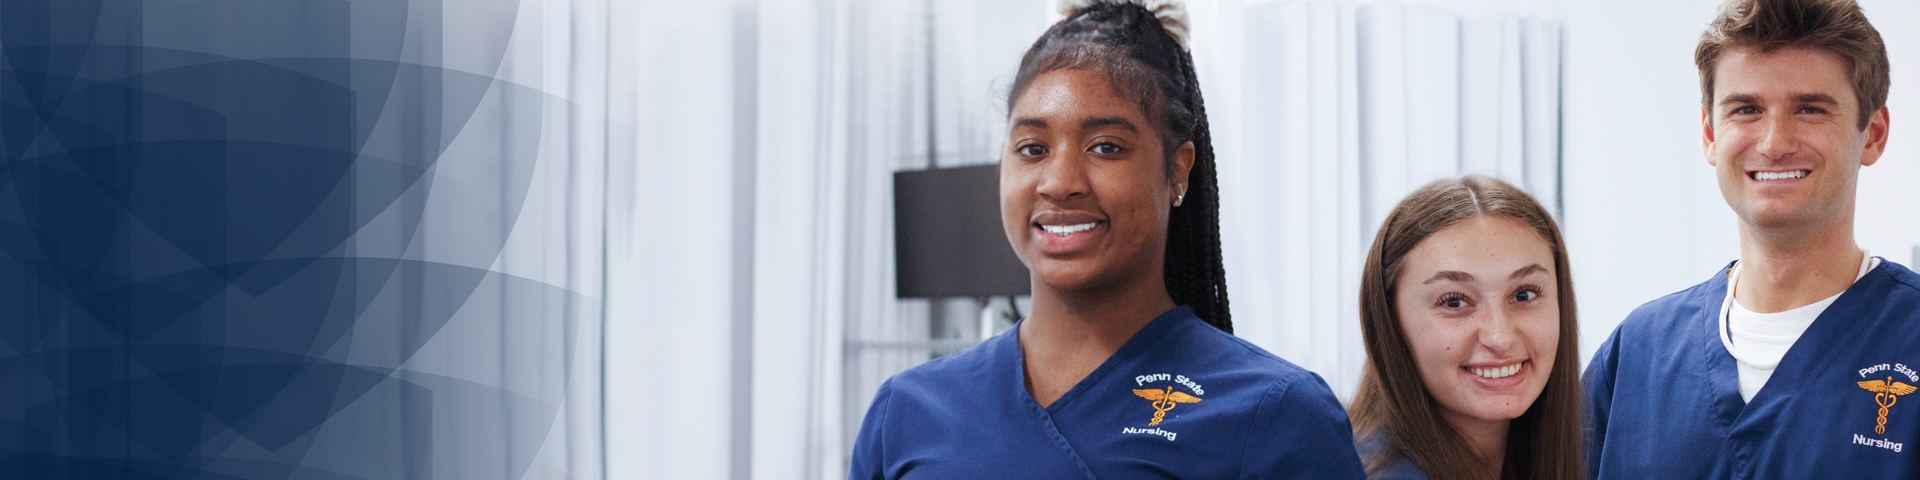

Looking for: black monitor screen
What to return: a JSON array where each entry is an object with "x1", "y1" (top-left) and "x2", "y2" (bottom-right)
[{"x1": 894, "y1": 165, "x2": 1030, "y2": 299}]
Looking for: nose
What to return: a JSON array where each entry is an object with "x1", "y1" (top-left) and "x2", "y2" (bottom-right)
[
  {"x1": 1754, "y1": 112, "x2": 1799, "y2": 161},
  {"x1": 1036, "y1": 149, "x2": 1091, "y2": 202},
  {"x1": 1477, "y1": 305, "x2": 1521, "y2": 355}
]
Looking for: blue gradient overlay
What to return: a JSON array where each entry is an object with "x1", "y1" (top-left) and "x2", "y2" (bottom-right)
[{"x1": 1, "y1": 1, "x2": 592, "y2": 478}]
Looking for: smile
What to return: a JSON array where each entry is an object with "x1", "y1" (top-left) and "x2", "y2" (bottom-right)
[
  {"x1": 1468, "y1": 362, "x2": 1524, "y2": 379},
  {"x1": 1749, "y1": 170, "x2": 1809, "y2": 181},
  {"x1": 1039, "y1": 222, "x2": 1099, "y2": 237}
]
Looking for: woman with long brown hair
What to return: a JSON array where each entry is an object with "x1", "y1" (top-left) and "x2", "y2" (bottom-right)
[{"x1": 1349, "y1": 175, "x2": 1584, "y2": 480}]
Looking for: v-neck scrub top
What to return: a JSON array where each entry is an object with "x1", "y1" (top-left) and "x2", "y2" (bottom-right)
[
  {"x1": 848, "y1": 306, "x2": 1367, "y2": 479},
  {"x1": 1584, "y1": 259, "x2": 1920, "y2": 479}
]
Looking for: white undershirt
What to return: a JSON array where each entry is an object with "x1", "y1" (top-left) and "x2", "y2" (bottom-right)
[{"x1": 1719, "y1": 251, "x2": 1877, "y2": 403}]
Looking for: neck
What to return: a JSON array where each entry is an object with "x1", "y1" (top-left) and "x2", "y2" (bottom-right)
[
  {"x1": 1018, "y1": 269, "x2": 1178, "y2": 407},
  {"x1": 1734, "y1": 214, "x2": 1863, "y2": 313},
  {"x1": 1443, "y1": 411, "x2": 1509, "y2": 480},
  {"x1": 1022, "y1": 270, "x2": 1178, "y2": 355}
]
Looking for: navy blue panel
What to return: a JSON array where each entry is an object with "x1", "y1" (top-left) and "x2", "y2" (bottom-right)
[{"x1": 0, "y1": 1, "x2": 586, "y2": 479}]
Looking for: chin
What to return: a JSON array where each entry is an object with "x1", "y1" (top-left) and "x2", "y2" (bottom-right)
[
  {"x1": 1468, "y1": 392, "x2": 1541, "y2": 421},
  {"x1": 1031, "y1": 262, "x2": 1107, "y2": 292},
  {"x1": 1738, "y1": 206, "x2": 1813, "y2": 230}
]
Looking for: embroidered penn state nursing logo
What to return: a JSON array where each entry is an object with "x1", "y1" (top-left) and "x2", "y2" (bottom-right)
[
  {"x1": 1123, "y1": 373, "x2": 1206, "y2": 442},
  {"x1": 1133, "y1": 386, "x2": 1202, "y2": 426},
  {"x1": 1857, "y1": 363, "x2": 1920, "y2": 438},
  {"x1": 1859, "y1": 376, "x2": 1917, "y2": 435},
  {"x1": 1130, "y1": 373, "x2": 1205, "y2": 426}
]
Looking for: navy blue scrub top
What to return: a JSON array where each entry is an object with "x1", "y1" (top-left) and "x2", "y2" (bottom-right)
[
  {"x1": 1585, "y1": 258, "x2": 1920, "y2": 479},
  {"x1": 848, "y1": 306, "x2": 1366, "y2": 479},
  {"x1": 1354, "y1": 435, "x2": 1430, "y2": 480}
]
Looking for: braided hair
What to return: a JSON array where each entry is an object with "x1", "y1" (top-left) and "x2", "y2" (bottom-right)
[{"x1": 1007, "y1": 0, "x2": 1231, "y2": 332}]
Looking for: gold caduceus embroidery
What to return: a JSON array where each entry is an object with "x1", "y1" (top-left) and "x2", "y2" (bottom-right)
[
  {"x1": 1858, "y1": 376, "x2": 1918, "y2": 435},
  {"x1": 1132, "y1": 386, "x2": 1202, "y2": 426}
]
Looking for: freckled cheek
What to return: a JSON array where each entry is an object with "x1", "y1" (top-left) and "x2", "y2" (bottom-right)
[
  {"x1": 1406, "y1": 321, "x2": 1475, "y2": 378},
  {"x1": 1516, "y1": 311, "x2": 1561, "y2": 376}
]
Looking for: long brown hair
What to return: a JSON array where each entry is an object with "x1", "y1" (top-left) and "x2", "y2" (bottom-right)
[{"x1": 1349, "y1": 175, "x2": 1584, "y2": 480}]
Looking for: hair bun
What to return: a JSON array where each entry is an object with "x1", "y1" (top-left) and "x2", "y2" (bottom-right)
[{"x1": 1054, "y1": 0, "x2": 1191, "y2": 51}]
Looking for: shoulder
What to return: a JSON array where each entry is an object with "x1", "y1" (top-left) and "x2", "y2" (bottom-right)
[
  {"x1": 1183, "y1": 326, "x2": 1344, "y2": 425},
  {"x1": 1585, "y1": 265, "x2": 1723, "y2": 384},
  {"x1": 1854, "y1": 259, "x2": 1920, "y2": 339},
  {"x1": 1187, "y1": 325, "x2": 1348, "y2": 416},
  {"x1": 1369, "y1": 456, "x2": 1430, "y2": 480},
  {"x1": 1874, "y1": 258, "x2": 1920, "y2": 295},
  {"x1": 1191, "y1": 322, "x2": 1319, "y2": 382},
  {"x1": 1355, "y1": 435, "x2": 1430, "y2": 480},
  {"x1": 1166, "y1": 325, "x2": 1346, "y2": 418},
  {"x1": 881, "y1": 330, "x2": 1014, "y2": 401}
]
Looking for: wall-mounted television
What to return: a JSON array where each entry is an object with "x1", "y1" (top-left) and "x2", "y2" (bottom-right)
[{"x1": 894, "y1": 165, "x2": 1030, "y2": 299}]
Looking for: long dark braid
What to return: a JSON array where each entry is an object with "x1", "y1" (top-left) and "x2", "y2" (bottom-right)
[
  {"x1": 1008, "y1": 1, "x2": 1231, "y2": 332},
  {"x1": 1164, "y1": 42, "x2": 1230, "y2": 333}
]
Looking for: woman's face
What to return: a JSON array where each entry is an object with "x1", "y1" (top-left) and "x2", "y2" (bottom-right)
[
  {"x1": 1394, "y1": 215, "x2": 1560, "y2": 428},
  {"x1": 1001, "y1": 69, "x2": 1192, "y2": 295}
]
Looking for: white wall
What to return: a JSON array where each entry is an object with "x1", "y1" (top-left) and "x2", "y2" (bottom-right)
[{"x1": 1561, "y1": 0, "x2": 1920, "y2": 365}]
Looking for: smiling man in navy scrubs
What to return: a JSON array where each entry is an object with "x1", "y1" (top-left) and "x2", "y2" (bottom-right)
[{"x1": 1583, "y1": 0, "x2": 1920, "y2": 477}]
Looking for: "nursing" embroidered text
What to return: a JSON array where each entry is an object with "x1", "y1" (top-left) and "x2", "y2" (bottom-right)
[
  {"x1": 1854, "y1": 433, "x2": 1904, "y2": 453},
  {"x1": 1123, "y1": 426, "x2": 1177, "y2": 441}
]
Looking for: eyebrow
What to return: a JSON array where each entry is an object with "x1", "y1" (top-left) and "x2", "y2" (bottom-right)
[
  {"x1": 1507, "y1": 264, "x2": 1549, "y2": 281},
  {"x1": 1013, "y1": 118, "x2": 1048, "y2": 130},
  {"x1": 1796, "y1": 93, "x2": 1840, "y2": 105},
  {"x1": 1422, "y1": 271, "x2": 1474, "y2": 285},
  {"x1": 1718, "y1": 92, "x2": 1841, "y2": 107},
  {"x1": 1081, "y1": 116, "x2": 1140, "y2": 133},
  {"x1": 1421, "y1": 264, "x2": 1550, "y2": 285},
  {"x1": 1718, "y1": 93, "x2": 1760, "y2": 107}
]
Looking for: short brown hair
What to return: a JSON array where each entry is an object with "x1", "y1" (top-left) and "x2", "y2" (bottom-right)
[
  {"x1": 1350, "y1": 175, "x2": 1584, "y2": 480},
  {"x1": 1696, "y1": 0, "x2": 1889, "y2": 130}
]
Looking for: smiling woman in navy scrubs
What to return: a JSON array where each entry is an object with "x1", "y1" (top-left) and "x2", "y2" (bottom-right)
[
  {"x1": 847, "y1": 1, "x2": 1365, "y2": 479},
  {"x1": 1348, "y1": 176, "x2": 1585, "y2": 480}
]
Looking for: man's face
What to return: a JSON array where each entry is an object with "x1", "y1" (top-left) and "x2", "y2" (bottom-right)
[{"x1": 1703, "y1": 46, "x2": 1888, "y2": 233}]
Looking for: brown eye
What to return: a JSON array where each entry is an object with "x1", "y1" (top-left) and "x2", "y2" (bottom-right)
[
  {"x1": 1090, "y1": 142, "x2": 1121, "y2": 155},
  {"x1": 1512, "y1": 287, "x2": 1541, "y2": 303},
  {"x1": 1439, "y1": 293, "x2": 1471, "y2": 309},
  {"x1": 1018, "y1": 144, "x2": 1047, "y2": 157}
]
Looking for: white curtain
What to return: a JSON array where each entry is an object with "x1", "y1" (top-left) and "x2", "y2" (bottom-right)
[
  {"x1": 1196, "y1": 0, "x2": 1561, "y2": 401},
  {"x1": 605, "y1": 0, "x2": 1046, "y2": 479}
]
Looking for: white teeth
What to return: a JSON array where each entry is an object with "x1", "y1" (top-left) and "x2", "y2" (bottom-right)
[
  {"x1": 1040, "y1": 222, "x2": 1098, "y2": 237},
  {"x1": 1470, "y1": 363, "x2": 1521, "y2": 379},
  {"x1": 1754, "y1": 170, "x2": 1808, "y2": 181}
]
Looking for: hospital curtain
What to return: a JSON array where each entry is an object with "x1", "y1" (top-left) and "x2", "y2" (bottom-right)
[{"x1": 603, "y1": 0, "x2": 1025, "y2": 479}]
